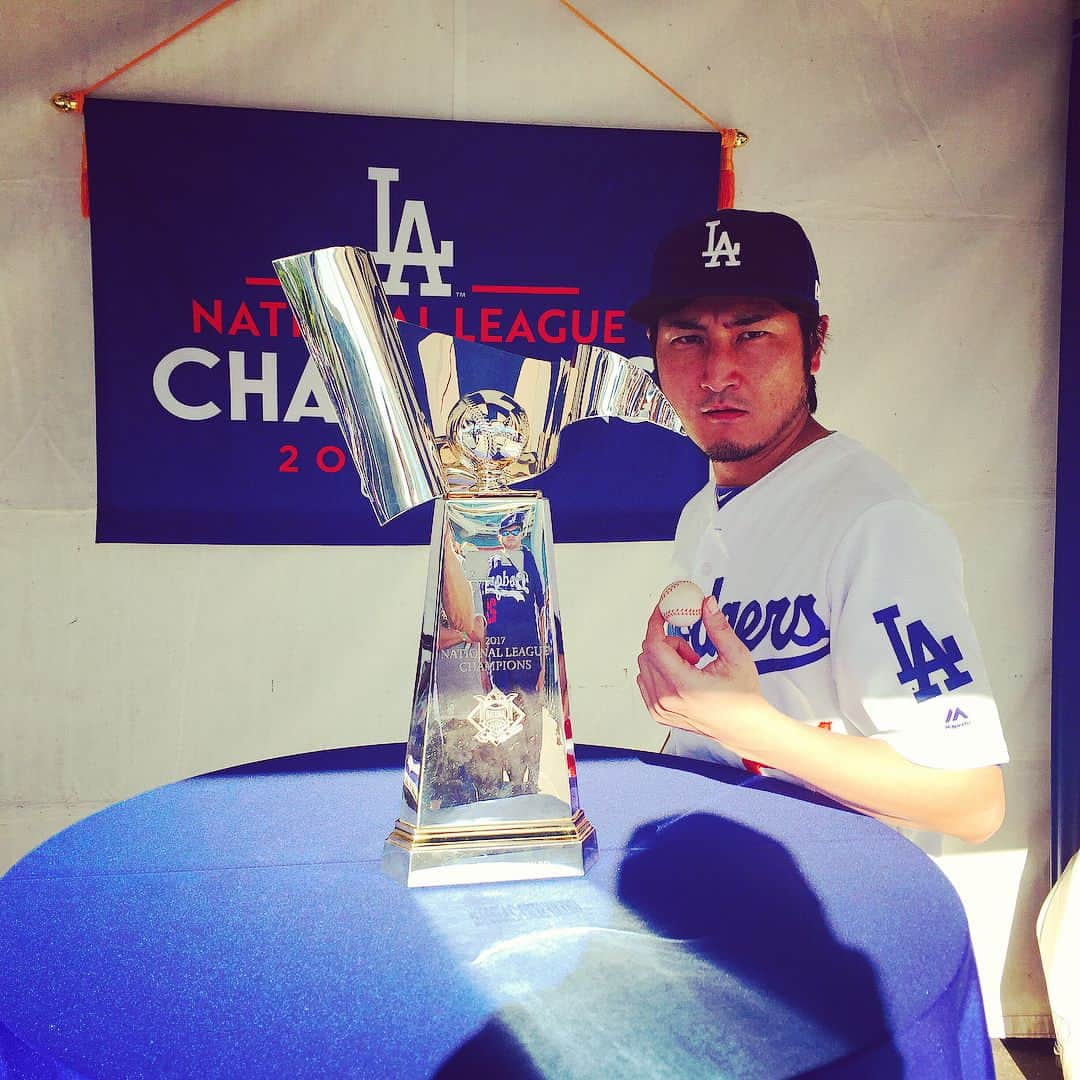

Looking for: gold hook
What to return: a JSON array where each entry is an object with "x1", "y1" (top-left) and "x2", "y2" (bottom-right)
[{"x1": 51, "y1": 91, "x2": 80, "y2": 112}]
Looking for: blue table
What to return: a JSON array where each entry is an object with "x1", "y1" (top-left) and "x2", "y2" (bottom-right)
[{"x1": 0, "y1": 745, "x2": 992, "y2": 1078}]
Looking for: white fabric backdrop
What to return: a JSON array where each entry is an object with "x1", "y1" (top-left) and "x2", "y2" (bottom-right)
[{"x1": 0, "y1": 0, "x2": 1067, "y2": 1037}]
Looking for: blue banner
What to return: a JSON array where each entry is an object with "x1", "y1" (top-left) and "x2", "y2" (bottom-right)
[{"x1": 85, "y1": 98, "x2": 714, "y2": 545}]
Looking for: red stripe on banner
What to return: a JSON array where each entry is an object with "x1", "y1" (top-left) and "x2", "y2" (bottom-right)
[
  {"x1": 471, "y1": 285, "x2": 581, "y2": 295},
  {"x1": 245, "y1": 277, "x2": 282, "y2": 286}
]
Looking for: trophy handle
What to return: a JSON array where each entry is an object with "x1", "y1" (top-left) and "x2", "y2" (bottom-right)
[
  {"x1": 564, "y1": 345, "x2": 685, "y2": 433},
  {"x1": 273, "y1": 247, "x2": 445, "y2": 524}
]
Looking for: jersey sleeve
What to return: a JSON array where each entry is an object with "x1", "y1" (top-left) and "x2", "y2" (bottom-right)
[{"x1": 826, "y1": 499, "x2": 1009, "y2": 769}]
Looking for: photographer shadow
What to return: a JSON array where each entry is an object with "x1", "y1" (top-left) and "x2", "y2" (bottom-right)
[{"x1": 436, "y1": 812, "x2": 902, "y2": 1078}]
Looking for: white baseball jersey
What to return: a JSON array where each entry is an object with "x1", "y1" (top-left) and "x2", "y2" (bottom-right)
[{"x1": 666, "y1": 433, "x2": 1009, "y2": 776}]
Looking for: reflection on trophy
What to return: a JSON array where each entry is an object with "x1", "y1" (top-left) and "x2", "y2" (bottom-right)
[{"x1": 274, "y1": 246, "x2": 684, "y2": 887}]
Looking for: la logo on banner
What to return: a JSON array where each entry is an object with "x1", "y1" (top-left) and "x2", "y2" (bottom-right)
[
  {"x1": 368, "y1": 166, "x2": 454, "y2": 297},
  {"x1": 702, "y1": 219, "x2": 741, "y2": 268}
]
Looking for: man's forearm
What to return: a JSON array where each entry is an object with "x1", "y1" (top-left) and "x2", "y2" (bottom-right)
[
  {"x1": 638, "y1": 604, "x2": 1005, "y2": 842},
  {"x1": 724, "y1": 701, "x2": 1005, "y2": 843}
]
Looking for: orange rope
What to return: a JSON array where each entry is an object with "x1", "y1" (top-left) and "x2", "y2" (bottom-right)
[
  {"x1": 66, "y1": 1, "x2": 740, "y2": 216},
  {"x1": 58, "y1": 0, "x2": 241, "y2": 216},
  {"x1": 556, "y1": 0, "x2": 722, "y2": 131},
  {"x1": 70, "y1": 0, "x2": 241, "y2": 111},
  {"x1": 556, "y1": 0, "x2": 741, "y2": 210}
]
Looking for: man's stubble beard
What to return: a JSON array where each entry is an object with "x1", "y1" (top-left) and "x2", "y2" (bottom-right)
[{"x1": 702, "y1": 387, "x2": 810, "y2": 464}]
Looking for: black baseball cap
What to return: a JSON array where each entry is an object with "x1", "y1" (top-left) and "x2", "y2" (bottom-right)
[{"x1": 628, "y1": 210, "x2": 820, "y2": 324}]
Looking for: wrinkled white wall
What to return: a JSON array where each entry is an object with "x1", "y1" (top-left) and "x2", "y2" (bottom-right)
[{"x1": 1, "y1": 0, "x2": 1067, "y2": 1038}]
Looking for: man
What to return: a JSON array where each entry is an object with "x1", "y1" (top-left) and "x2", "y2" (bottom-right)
[
  {"x1": 479, "y1": 509, "x2": 547, "y2": 795},
  {"x1": 632, "y1": 210, "x2": 1008, "y2": 843}
]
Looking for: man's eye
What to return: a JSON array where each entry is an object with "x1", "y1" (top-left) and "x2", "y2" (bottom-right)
[
  {"x1": 738, "y1": 329, "x2": 768, "y2": 342},
  {"x1": 670, "y1": 334, "x2": 704, "y2": 346}
]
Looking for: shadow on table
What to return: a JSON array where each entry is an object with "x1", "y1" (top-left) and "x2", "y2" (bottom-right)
[{"x1": 435, "y1": 813, "x2": 902, "y2": 1079}]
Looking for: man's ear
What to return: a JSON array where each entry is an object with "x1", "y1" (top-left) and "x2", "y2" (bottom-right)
[{"x1": 810, "y1": 314, "x2": 829, "y2": 375}]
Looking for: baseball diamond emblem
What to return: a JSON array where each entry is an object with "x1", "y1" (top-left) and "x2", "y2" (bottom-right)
[{"x1": 468, "y1": 686, "x2": 526, "y2": 746}]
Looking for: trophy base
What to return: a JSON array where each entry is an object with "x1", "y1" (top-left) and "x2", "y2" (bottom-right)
[{"x1": 382, "y1": 808, "x2": 598, "y2": 888}]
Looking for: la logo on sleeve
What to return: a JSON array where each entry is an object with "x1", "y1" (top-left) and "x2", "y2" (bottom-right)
[{"x1": 873, "y1": 603, "x2": 974, "y2": 703}]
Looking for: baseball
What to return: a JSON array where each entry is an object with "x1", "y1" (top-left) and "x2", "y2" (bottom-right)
[{"x1": 658, "y1": 580, "x2": 706, "y2": 629}]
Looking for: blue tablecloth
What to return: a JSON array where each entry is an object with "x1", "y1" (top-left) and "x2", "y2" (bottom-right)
[{"x1": 0, "y1": 745, "x2": 992, "y2": 1078}]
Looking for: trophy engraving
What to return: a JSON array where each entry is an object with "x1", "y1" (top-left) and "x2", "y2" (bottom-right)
[
  {"x1": 468, "y1": 688, "x2": 525, "y2": 747},
  {"x1": 274, "y1": 246, "x2": 684, "y2": 887}
]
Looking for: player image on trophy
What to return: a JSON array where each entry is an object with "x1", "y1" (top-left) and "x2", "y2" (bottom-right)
[
  {"x1": 273, "y1": 245, "x2": 684, "y2": 886},
  {"x1": 477, "y1": 508, "x2": 546, "y2": 795}
]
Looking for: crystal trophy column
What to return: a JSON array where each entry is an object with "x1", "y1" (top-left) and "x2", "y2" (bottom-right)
[{"x1": 274, "y1": 247, "x2": 684, "y2": 887}]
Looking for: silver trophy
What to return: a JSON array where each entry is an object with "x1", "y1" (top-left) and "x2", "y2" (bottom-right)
[{"x1": 274, "y1": 246, "x2": 684, "y2": 887}]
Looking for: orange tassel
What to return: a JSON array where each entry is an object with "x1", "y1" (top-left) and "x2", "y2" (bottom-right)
[
  {"x1": 80, "y1": 132, "x2": 89, "y2": 219},
  {"x1": 718, "y1": 129, "x2": 737, "y2": 210}
]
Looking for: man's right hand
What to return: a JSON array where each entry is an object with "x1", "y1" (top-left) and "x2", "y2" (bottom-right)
[{"x1": 636, "y1": 597, "x2": 768, "y2": 754}]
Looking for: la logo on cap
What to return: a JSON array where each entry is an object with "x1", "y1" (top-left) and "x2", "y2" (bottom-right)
[{"x1": 702, "y1": 219, "x2": 741, "y2": 268}]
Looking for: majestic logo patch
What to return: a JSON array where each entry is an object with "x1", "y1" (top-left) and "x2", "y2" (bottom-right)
[
  {"x1": 672, "y1": 577, "x2": 830, "y2": 674},
  {"x1": 701, "y1": 220, "x2": 742, "y2": 268},
  {"x1": 873, "y1": 603, "x2": 973, "y2": 703},
  {"x1": 945, "y1": 706, "x2": 970, "y2": 729}
]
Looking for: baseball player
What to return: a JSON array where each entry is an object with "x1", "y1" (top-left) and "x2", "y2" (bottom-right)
[
  {"x1": 632, "y1": 210, "x2": 1008, "y2": 842},
  {"x1": 479, "y1": 509, "x2": 547, "y2": 794}
]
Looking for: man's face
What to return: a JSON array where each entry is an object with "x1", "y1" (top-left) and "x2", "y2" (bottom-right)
[
  {"x1": 499, "y1": 525, "x2": 523, "y2": 550},
  {"x1": 654, "y1": 296, "x2": 819, "y2": 478}
]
